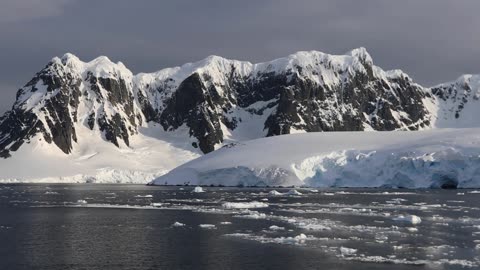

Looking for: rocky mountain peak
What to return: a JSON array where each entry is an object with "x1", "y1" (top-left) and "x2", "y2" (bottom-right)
[
  {"x1": 60, "y1": 52, "x2": 81, "y2": 64},
  {"x1": 347, "y1": 47, "x2": 373, "y2": 64}
]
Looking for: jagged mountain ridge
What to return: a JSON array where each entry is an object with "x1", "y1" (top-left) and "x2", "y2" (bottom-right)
[{"x1": 0, "y1": 48, "x2": 477, "y2": 158}]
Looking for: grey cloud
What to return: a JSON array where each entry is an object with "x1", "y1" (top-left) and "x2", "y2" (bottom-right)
[
  {"x1": 0, "y1": 0, "x2": 73, "y2": 23},
  {"x1": 0, "y1": 0, "x2": 479, "y2": 114}
]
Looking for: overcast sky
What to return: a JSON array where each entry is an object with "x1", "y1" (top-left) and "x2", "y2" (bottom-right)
[{"x1": 1, "y1": 0, "x2": 479, "y2": 114}]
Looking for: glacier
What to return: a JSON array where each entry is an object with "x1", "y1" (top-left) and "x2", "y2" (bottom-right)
[{"x1": 151, "y1": 128, "x2": 480, "y2": 188}]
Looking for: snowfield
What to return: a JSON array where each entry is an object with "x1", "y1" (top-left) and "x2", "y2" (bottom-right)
[
  {"x1": 151, "y1": 128, "x2": 480, "y2": 188},
  {"x1": 0, "y1": 123, "x2": 200, "y2": 184}
]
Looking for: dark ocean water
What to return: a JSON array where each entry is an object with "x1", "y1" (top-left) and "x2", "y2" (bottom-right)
[{"x1": 0, "y1": 184, "x2": 479, "y2": 270}]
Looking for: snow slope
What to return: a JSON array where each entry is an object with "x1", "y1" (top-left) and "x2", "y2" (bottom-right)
[
  {"x1": 431, "y1": 74, "x2": 480, "y2": 128},
  {"x1": 151, "y1": 129, "x2": 480, "y2": 188},
  {"x1": 0, "y1": 123, "x2": 200, "y2": 183}
]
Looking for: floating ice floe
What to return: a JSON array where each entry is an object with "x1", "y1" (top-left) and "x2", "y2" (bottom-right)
[
  {"x1": 344, "y1": 254, "x2": 477, "y2": 267},
  {"x1": 340, "y1": 247, "x2": 358, "y2": 256},
  {"x1": 286, "y1": 189, "x2": 303, "y2": 196},
  {"x1": 224, "y1": 233, "x2": 314, "y2": 245},
  {"x1": 268, "y1": 225, "x2": 285, "y2": 231},
  {"x1": 268, "y1": 190, "x2": 283, "y2": 196},
  {"x1": 294, "y1": 233, "x2": 307, "y2": 240},
  {"x1": 343, "y1": 256, "x2": 427, "y2": 265},
  {"x1": 387, "y1": 198, "x2": 408, "y2": 204},
  {"x1": 436, "y1": 259, "x2": 478, "y2": 268},
  {"x1": 393, "y1": 215, "x2": 422, "y2": 225},
  {"x1": 222, "y1": 201, "x2": 269, "y2": 209},
  {"x1": 150, "y1": 203, "x2": 162, "y2": 207},
  {"x1": 270, "y1": 234, "x2": 310, "y2": 244},
  {"x1": 135, "y1": 194, "x2": 153, "y2": 198},
  {"x1": 275, "y1": 233, "x2": 311, "y2": 244},
  {"x1": 407, "y1": 227, "x2": 418, "y2": 232},
  {"x1": 199, "y1": 224, "x2": 216, "y2": 229},
  {"x1": 172, "y1": 222, "x2": 186, "y2": 227},
  {"x1": 192, "y1": 186, "x2": 205, "y2": 193},
  {"x1": 237, "y1": 211, "x2": 268, "y2": 219}
]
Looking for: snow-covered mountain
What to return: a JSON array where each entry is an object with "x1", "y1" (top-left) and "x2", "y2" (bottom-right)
[
  {"x1": 430, "y1": 74, "x2": 480, "y2": 128},
  {"x1": 0, "y1": 47, "x2": 479, "y2": 183}
]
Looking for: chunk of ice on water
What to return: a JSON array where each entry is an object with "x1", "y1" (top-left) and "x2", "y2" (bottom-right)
[
  {"x1": 268, "y1": 190, "x2": 283, "y2": 196},
  {"x1": 192, "y1": 186, "x2": 205, "y2": 193},
  {"x1": 199, "y1": 224, "x2": 216, "y2": 229},
  {"x1": 222, "y1": 201, "x2": 269, "y2": 209},
  {"x1": 393, "y1": 215, "x2": 422, "y2": 225},
  {"x1": 286, "y1": 189, "x2": 303, "y2": 196},
  {"x1": 295, "y1": 233, "x2": 307, "y2": 240},
  {"x1": 340, "y1": 247, "x2": 358, "y2": 256},
  {"x1": 269, "y1": 225, "x2": 285, "y2": 231},
  {"x1": 77, "y1": 200, "x2": 88, "y2": 205},
  {"x1": 135, "y1": 195, "x2": 153, "y2": 198},
  {"x1": 172, "y1": 222, "x2": 186, "y2": 227}
]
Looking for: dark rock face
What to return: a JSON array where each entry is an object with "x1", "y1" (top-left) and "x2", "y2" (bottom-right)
[
  {"x1": 0, "y1": 110, "x2": 47, "y2": 158},
  {"x1": 0, "y1": 50, "x2": 469, "y2": 158},
  {"x1": 160, "y1": 73, "x2": 224, "y2": 153},
  {"x1": 98, "y1": 113, "x2": 130, "y2": 147},
  {"x1": 0, "y1": 61, "x2": 81, "y2": 157},
  {"x1": 137, "y1": 90, "x2": 157, "y2": 123}
]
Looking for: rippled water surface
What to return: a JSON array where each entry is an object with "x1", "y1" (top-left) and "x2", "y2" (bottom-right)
[{"x1": 0, "y1": 184, "x2": 479, "y2": 270}]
